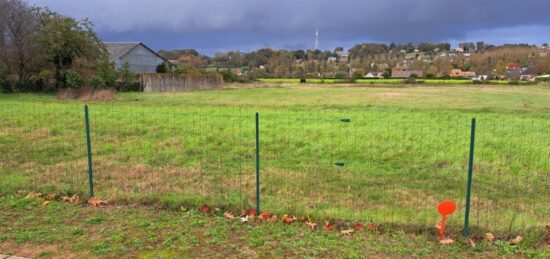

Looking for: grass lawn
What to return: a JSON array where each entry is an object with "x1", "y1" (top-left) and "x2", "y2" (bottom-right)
[
  {"x1": 258, "y1": 78, "x2": 536, "y2": 85},
  {"x1": 0, "y1": 195, "x2": 548, "y2": 258},
  {"x1": 1, "y1": 84, "x2": 549, "y2": 257}
]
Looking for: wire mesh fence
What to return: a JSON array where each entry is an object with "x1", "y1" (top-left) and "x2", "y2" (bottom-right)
[{"x1": 0, "y1": 101, "x2": 548, "y2": 234}]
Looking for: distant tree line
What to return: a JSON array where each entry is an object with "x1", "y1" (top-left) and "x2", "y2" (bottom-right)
[{"x1": 161, "y1": 42, "x2": 550, "y2": 79}]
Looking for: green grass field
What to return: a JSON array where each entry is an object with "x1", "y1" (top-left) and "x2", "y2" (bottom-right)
[
  {"x1": 1, "y1": 85, "x2": 549, "y2": 257},
  {"x1": 258, "y1": 78, "x2": 536, "y2": 85}
]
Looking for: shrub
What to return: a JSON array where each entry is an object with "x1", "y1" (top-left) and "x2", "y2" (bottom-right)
[
  {"x1": 426, "y1": 73, "x2": 435, "y2": 79},
  {"x1": 156, "y1": 63, "x2": 168, "y2": 73},
  {"x1": 0, "y1": 68, "x2": 11, "y2": 93},
  {"x1": 65, "y1": 70, "x2": 83, "y2": 89},
  {"x1": 117, "y1": 62, "x2": 137, "y2": 91},
  {"x1": 91, "y1": 75, "x2": 106, "y2": 89},
  {"x1": 352, "y1": 70, "x2": 364, "y2": 79},
  {"x1": 335, "y1": 71, "x2": 347, "y2": 79},
  {"x1": 219, "y1": 70, "x2": 238, "y2": 83},
  {"x1": 300, "y1": 78, "x2": 307, "y2": 83},
  {"x1": 116, "y1": 82, "x2": 141, "y2": 92},
  {"x1": 96, "y1": 59, "x2": 118, "y2": 87},
  {"x1": 37, "y1": 70, "x2": 55, "y2": 92}
]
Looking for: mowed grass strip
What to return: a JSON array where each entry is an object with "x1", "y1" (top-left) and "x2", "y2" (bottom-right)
[
  {"x1": 0, "y1": 85, "x2": 549, "y2": 235},
  {"x1": 2, "y1": 196, "x2": 548, "y2": 258}
]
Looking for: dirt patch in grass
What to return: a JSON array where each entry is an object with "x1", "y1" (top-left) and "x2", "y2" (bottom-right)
[{"x1": 0, "y1": 242, "x2": 83, "y2": 258}]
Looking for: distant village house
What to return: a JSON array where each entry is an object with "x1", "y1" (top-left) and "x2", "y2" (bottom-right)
[{"x1": 449, "y1": 69, "x2": 476, "y2": 78}]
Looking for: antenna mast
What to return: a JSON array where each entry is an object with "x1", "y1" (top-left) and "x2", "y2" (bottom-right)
[{"x1": 314, "y1": 27, "x2": 320, "y2": 50}]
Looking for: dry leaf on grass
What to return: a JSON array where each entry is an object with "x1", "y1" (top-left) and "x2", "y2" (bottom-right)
[
  {"x1": 42, "y1": 200, "x2": 50, "y2": 206},
  {"x1": 341, "y1": 229, "x2": 355, "y2": 235},
  {"x1": 26, "y1": 191, "x2": 42, "y2": 199},
  {"x1": 247, "y1": 208, "x2": 256, "y2": 217},
  {"x1": 259, "y1": 211, "x2": 272, "y2": 220},
  {"x1": 306, "y1": 221, "x2": 317, "y2": 230},
  {"x1": 510, "y1": 236, "x2": 523, "y2": 245},
  {"x1": 45, "y1": 193, "x2": 56, "y2": 201},
  {"x1": 485, "y1": 233, "x2": 495, "y2": 243},
  {"x1": 283, "y1": 215, "x2": 295, "y2": 225},
  {"x1": 87, "y1": 197, "x2": 109, "y2": 207},
  {"x1": 354, "y1": 223, "x2": 363, "y2": 231},
  {"x1": 469, "y1": 238, "x2": 476, "y2": 248},
  {"x1": 267, "y1": 215, "x2": 277, "y2": 222},
  {"x1": 61, "y1": 194, "x2": 79, "y2": 203},
  {"x1": 239, "y1": 216, "x2": 249, "y2": 223},
  {"x1": 224, "y1": 212, "x2": 236, "y2": 219},
  {"x1": 324, "y1": 221, "x2": 334, "y2": 231},
  {"x1": 439, "y1": 238, "x2": 455, "y2": 245},
  {"x1": 200, "y1": 204, "x2": 210, "y2": 214},
  {"x1": 367, "y1": 224, "x2": 378, "y2": 232}
]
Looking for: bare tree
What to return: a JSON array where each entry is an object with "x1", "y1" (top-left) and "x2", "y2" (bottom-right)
[{"x1": 0, "y1": 0, "x2": 43, "y2": 87}]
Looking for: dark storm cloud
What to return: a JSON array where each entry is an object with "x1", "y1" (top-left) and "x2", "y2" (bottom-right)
[{"x1": 28, "y1": 0, "x2": 550, "y2": 54}]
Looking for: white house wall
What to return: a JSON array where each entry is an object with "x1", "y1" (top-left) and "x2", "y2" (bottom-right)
[{"x1": 114, "y1": 44, "x2": 164, "y2": 73}]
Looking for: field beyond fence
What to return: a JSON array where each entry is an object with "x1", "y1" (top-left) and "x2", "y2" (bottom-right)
[
  {"x1": 257, "y1": 78, "x2": 537, "y2": 85},
  {"x1": 1, "y1": 96, "x2": 548, "y2": 236}
]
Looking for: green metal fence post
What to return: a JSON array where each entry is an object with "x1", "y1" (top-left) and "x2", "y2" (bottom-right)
[
  {"x1": 84, "y1": 105, "x2": 94, "y2": 197},
  {"x1": 255, "y1": 112, "x2": 261, "y2": 214},
  {"x1": 463, "y1": 118, "x2": 476, "y2": 237}
]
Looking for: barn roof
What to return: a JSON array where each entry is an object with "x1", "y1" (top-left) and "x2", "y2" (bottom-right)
[{"x1": 104, "y1": 42, "x2": 172, "y2": 65}]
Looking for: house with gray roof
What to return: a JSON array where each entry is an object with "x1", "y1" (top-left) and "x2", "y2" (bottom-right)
[{"x1": 104, "y1": 42, "x2": 174, "y2": 73}]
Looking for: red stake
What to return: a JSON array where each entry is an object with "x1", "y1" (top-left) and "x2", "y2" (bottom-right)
[{"x1": 437, "y1": 200, "x2": 457, "y2": 240}]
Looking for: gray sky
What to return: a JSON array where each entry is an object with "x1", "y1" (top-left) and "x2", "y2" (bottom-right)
[{"x1": 28, "y1": 0, "x2": 550, "y2": 55}]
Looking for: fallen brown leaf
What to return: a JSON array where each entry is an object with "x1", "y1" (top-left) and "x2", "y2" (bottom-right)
[
  {"x1": 200, "y1": 204, "x2": 210, "y2": 214},
  {"x1": 45, "y1": 193, "x2": 56, "y2": 201},
  {"x1": 282, "y1": 214, "x2": 295, "y2": 225},
  {"x1": 367, "y1": 224, "x2": 378, "y2": 232},
  {"x1": 485, "y1": 233, "x2": 495, "y2": 243},
  {"x1": 267, "y1": 215, "x2": 278, "y2": 222},
  {"x1": 26, "y1": 191, "x2": 42, "y2": 199},
  {"x1": 42, "y1": 200, "x2": 50, "y2": 206},
  {"x1": 61, "y1": 194, "x2": 79, "y2": 203},
  {"x1": 439, "y1": 238, "x2": 455, "y2": 245},
  {"x1": 88, "y1": 197, "x2": 109, "y2": 207},
  {"x1": 247, "y1": 208, "x2": 256, "y2": 217},
  {"x1": 260, "y1": 211, "x2": 272, "y2": 220},
  {"x1": 354, "y1": 223, "x2": 363, "y2": 231},
  {"x1": 469, "y1": 238, "x2": 476, "y2": 248},
  {"x1": 224, "y1": 212, "x2": 236, "y2": 219},
  {"x1": 306, "y1": 221, "x2": 317, "y2": 230},
  {"x1": 324, "y1": 221, "x2": 334, "y2": 231},
  {"x1": 510, "y1": 236, "x2": 523, "y2": 245},
  {"x1": 341, "y1": 229, "x2": 355, "y2": 235}
]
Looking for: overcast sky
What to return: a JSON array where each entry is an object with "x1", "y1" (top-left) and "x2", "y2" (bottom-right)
[{"x1": 28, "y1": 0, "x2": 550, "y2": 55}]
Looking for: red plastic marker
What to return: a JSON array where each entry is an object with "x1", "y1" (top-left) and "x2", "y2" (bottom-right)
[{"x1": 437, "y1": 200, "x2": 457, "y2": 240}]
